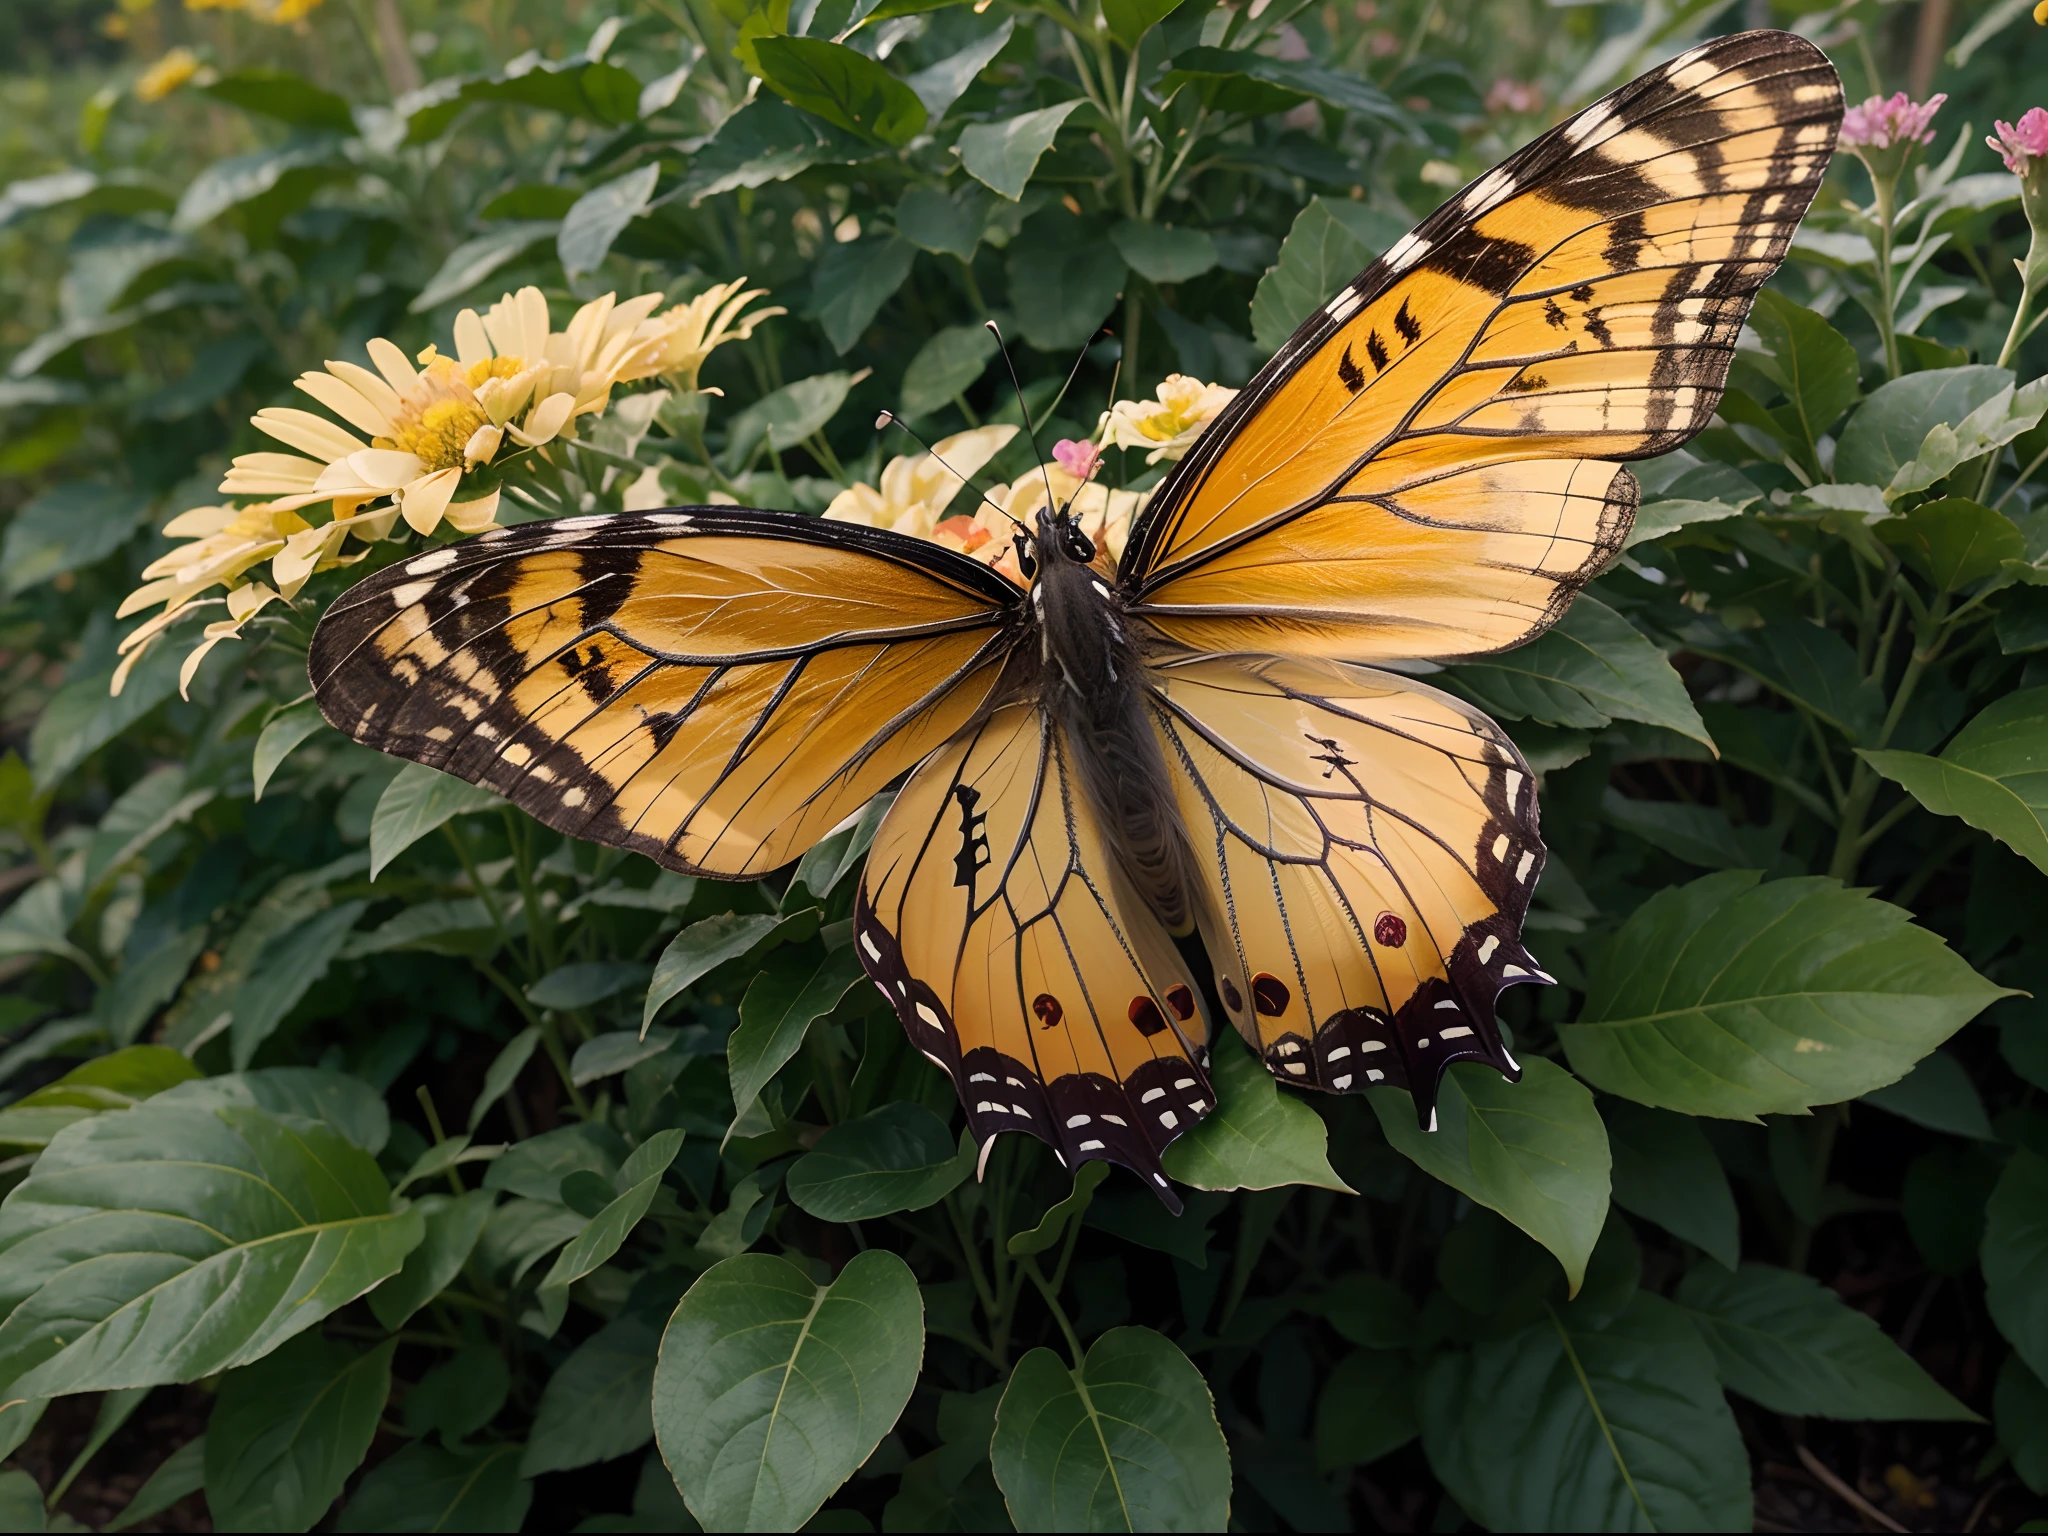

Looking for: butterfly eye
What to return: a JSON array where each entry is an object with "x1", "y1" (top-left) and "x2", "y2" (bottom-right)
[
  {"x1": 1012, "y1": 529, "x2": 1038, "y2": 579},
  {"x1": 1065, "y1": 525, "x2": 1097, "y2": 563}
]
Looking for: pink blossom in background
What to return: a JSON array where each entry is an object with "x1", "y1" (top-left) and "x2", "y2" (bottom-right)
[
  {"x1": 1989, "y1": 108, "x2": 2048, "y2": 174},
  {"x1": 1052, "y1": 438, "x2": 1101, "y2": 480},
  {"x1": 1840, "y1": 91, "x2": 1947, "y2": 150},
  {"x1": 1485, "y1": 79, "x2": 1543, "y2": 116}
]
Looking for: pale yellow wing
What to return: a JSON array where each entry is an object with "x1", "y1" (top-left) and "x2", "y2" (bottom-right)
[
  {"x1": 856, "y1": 703, "x2": 1214, "y2": 1200},
  {"x1": 1120, "y1": 29, "x2": 1841, "y2": 662},
  {"x1": 1149, "y1": 652, "x2": 1545, "y2": 1120},
  {"x1": 311, "y1": 508, "x2": 1019, "y2": 877}
]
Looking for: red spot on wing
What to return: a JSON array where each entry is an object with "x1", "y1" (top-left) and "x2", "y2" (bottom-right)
[
  {"x1": 1375, "y1": 912, "x2": 1408, "y2": 948},
  {"x1": 1032, "y1": 993, "x2": 1063, "y2": 1028},
  {"x1": 1252, "y1": 973, "x2": 1290, "y2": 1017}
]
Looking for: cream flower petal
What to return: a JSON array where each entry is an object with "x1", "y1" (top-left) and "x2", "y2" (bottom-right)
[
  {"x1": 345, "y1": 448, "x2": 428, "y2": 490},
  {"x1": 366, "y1": 336, "x2": 418, "y2": 396},
  {"x1": 253, "y1": 407, "x2": 369, "y2": 461},
  {"x1": 222, "y1": 453, "x2": 326, "y2": 493},
  {"x1": 464, "y1": 423, "x2": 504, "y2": 467},
  {"x1": 293, "y1": 370, "x2": 396, "y2": 438},
  {"x1": 179, "y1": 625, "x2": 240, "y2": 698},
  {"x1": 117, "y1": 576, "x2": 186, "y2": 618},
  {"x1": 162, "y1": 505, "x2": 238, "y2": 538},
  {"x1": 453, "y1": 309, "x2": 492, "y2": 368},
  {"x1": 444, "y1": 487, "x2": 502, "y2": 533},
  {"x1": 400, "y1": 467, "x2": 462, "y2": 534},
  {"x1": 325, "y1": 360, "x2": 405, "y2": 423},
  {"x1": 226, "y1": 582, "x2": 283, "y2": 622},
  {"x1": 511, "y1": 392, "x2": 575, "y2": 447}
]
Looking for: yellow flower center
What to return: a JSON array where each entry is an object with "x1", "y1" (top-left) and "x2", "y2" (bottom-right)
[{"x1": 376, "y1": 359, "x2": 493, "y2": 472}]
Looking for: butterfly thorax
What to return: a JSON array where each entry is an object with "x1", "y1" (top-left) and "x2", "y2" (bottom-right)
[{"x1": 1027, "y1": 506, "x2": 1203, "y2": 937}]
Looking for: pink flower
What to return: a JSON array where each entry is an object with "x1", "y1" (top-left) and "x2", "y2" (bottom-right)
[
  {"x1": 1841, "y1": 91, "x2": 1947, "y2": 150},
  {"x1": 1989, "y1": 108, "x2": 2048, "y2": 174},
  {"x1": 1052, "y1": 438, "x2": 1101, "y2": 481}
]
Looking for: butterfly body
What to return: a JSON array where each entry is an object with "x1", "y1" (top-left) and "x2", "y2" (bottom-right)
[{"x1": 310, "y1": 30, "x2": 1843, "y2": 1205}]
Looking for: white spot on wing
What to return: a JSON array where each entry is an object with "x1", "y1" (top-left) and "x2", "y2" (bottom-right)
[{"x1": 406, "y1": 549, "x2": 458, "y2": 575}]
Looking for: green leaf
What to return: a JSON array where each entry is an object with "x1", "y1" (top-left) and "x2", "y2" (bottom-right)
[
  {"x1": 1878, "y1": 497, "x2": 2024, "y2": 588},
  {"x1": 0, "y1": 1044, "x2": 201, "y2": 1147},
  {"x1": 787, "y1": 1102, "x2": 970, "y2": 1221},
  {"x1": 957, "y1": 101, "x2": 1083, "y2": 200},
  {"x1": 1745, "y1": 290, "x2": 1860, "y2": 466},
  {"x1": 1862, "y1": 1048, "x2": 1993, "y2": 1138},
  {"x1": 895, "y1": 185, "x2": 984, "y2": 260},
  {"x1": 1985, "y1": 1148, "x2": 2048, "y2": 1383},
  {"x1": 1006, "y1": 212, "x2": 1126, "y2": 352},
  {"x1": 172, "y1": 141, "x2": 346, "y2": 232},
  {"x1": 1624, "y1": 497, "x2": 1746, "y2": 548},
  {"x1": 1110, "y1": 220, "x2": 1217, "y2": 283},
  {"x1": 200, "y1": 68, "x2": 355, "y2": 131},
  {"x1": 1694, "y1": 616, "x2": 1885, "y2": 744},
  {"x1": 991, "y1": 1325, "x2": 1230, "y2": 1532},
  {"x1": 725, "y1": 371, "x2": 855, "y2": 463},
  {"x1": 1601, "y1": 1099, "x2": 1739, "y2": 1269},
  {"x1": 1249, "y1": 197, "x2": 1408, "y2": 354},
  {"x1": 643, "y1": 912, "x2": 785, "y2": 1034},
  {"x1": 1160, "y1": 1035, "x2": 1351, "y2": 1193},
  {"x1": 528, "y1": 961, "x2": 652, "y2": 1011},
  {"x1": 205, "y1": 1332, "x2": 396, "y2": 1531},
  {"x1": 408, "y1": 221, "x2": 558, "y2": 313},
  {"x1": 1995, "y1": 1354, "x2": 2048, "y2": 1494},
  {"x1": 1601, "y1": 791, "x2": 1783, "y2": 872},
  {"x1": 334, "y1": 1441, "x2": 531, "y2": 1534},
  {"x1": 483, "y1": 1122, "x2": 627, "y2": 1201},
  {"x1": 1008, "y1": 1161, "x2": 1111, "y2": 1257},
  {"x1": 1446, "y1": 596, "x2": 1710, "y2": 748},
  {"x1": 1862, "y1": 687, "x2": 2048, "y2": 876},
  {"x1": 85, "y1": 765, "x2": 214, "y2": 894},
  {"x1": 1420, "y1": 1291, "x2": 1748, "y2": 1532},
  {"x1": 903, "y1": 18, "x2": 1012, "y2": 119},
  {"x1": 0, "y1": 1100, "x2": 423, "y2": 1397},
  {"x1": 811, "y1": 235, "x2": 916, "y2": 354},
  {"x1": 1165, "y1": 46, "x2": 1404, "y2": 126},
  {"x1": 728, "y1": 949, "x2": 868, "y2": 1142},
  {"x1": 459, "y1": 54, "x2": 645, "y2": 125},
  {"x1": 158, "y1": 1065, "x2": 390, "y2": 1153},
  {"x1": 1371, "y1": 1057, "x2": 1609, "y2": 1293},
  {"x1": 106, "y1": 1433, "x2": 205, "y2": 1531},
  {"x1": 227, "y1": 899, "x2": 369, "y2": 1069},
  {"x1": 899, "y1": 324, "x2": 998, "y2": 418},
  {"x1": 1, "y1": 481, "x2": 148, "y2": 594},
  {"x1": 1835, "y1": 365, "x2": 2011, "y2": 487},
  {"x1": 368, "y1": 1189, "x2": 494, "y2": 1332},
  {"x1": 654, "y1": 1250, "x2": 923, "y2": 1530},
  {"x1": 753, "y1": 37, "x2": 927, "y2": 146},
  {"x1": 521, "y1": 1312, "x2": 659, "y2": 1475},
  {"x1": 1674, "y1": 1262, "x2": 1975, "y2": 1420},
  {"x1": 558, "y1": 163, "x2": 661, "y2": 278},
  {"x1": 1315, "y1": 1348, "x2": 1419, "y2": 1470},
  {"x1": 1903, "y1": 1142, "x2": 2003, "y2": 1275},
  {"x1": 468, "y1": 1026, "x2": 539, "y2": 1132},
  {"x1": 532, "y1": 1129, "x2": 684, "y2": 1334},
  {"x1": 1100, "y1": 0, "x2": 1186, "y2": 46},
  {"x1": 402, "y1": 1344, "x2": 508, "y2": 1443},
  {"x1": 252, "y1": 698, "x2": 329, "y2": 801},
  {"x1": 368, "y1": 764, "x2": 502, "y2": 881},
  {"x1": 29, "y1": 638, "x2": 183, "y2": 791},
  {"x1": 1562, "y1": 871, "x2": 2008, "y2": 1118},
  {"x1": 1081, "y1": 1187, "x2": 1226, "y2": 1268},
  {"x1": 0, "y1": 1468, "x2": 41, "y2": 1531},
  {"x1": 570, "y1": 1028, "x2": 679, "y2": 1086}
]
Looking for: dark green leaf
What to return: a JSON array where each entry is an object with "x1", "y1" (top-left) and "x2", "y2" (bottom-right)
[
  {"x1": 899, "y1": 325, "x2": 999, "y2": 417},
  {"x1": 369, "y1": 1189, "x2": 495, "y2": 1332},
  {"x1": 1081, "y1": 1187, "x2": 1226, "y2": 1267},
  {"x1": 654, "y1": 1250, "x2": 923, "y2": 1530},
  {"x1": 1878, "y1": 497, "x2": 2025, "y2": 589},
  {"x1": 1862, "y1": 687, "x2": 2048, "y2": 876},
  {"x1": 729, "y1": 949, "x2": 868, "y2": 1140},
  {"x1": 403, "y1": 1344, "x2": 509, "y2": 1443},
  {"x1": 0, "y1": 1044, "x2": 201, "y2": 1146},
  {"x1": 957, "y1": 102, "x2": 1083, "y2": 200},
  {"x1": 533, "y1": 1129, "x2": 684, "y2": 1332},
  {"x1": 1161, "y1": 1034, "x2": 1351, "y2": 1193},
  {"x1": 1109, "y1": 220, "x2": 1217, "y2": 283},
  {"x1": 1862, "y1": 1048, "x2": 1993, "y2": 1138},
  {"x1": 521, "y1": 1312, "x2": 660, "y2": 1475},
  {"x1": 1005, "y1": 213, "x2": 1126, "y2": 352},
  {"x1": 754, "y1": 37, "x2": 928, "y2": 147},
  {"x1": 106, "y1": 1433, "x2": 205, "y2": 1531},
  {"x1": 200, "y1": 69, "x2": 355, "y2": 131},
  {"x1": 896, "y1": 186, "x2": 984, "y2": 259},
  {"x1": 1995, "y1": 1354, "x2": 2048, "y2": 1494},
  {"x1": 726, "y1": 371, "x2": 856, "y2": 463},
  {"x1": 1165, "y1": 47, "x2": 1404, "y2": 126},
  {"x1": 334, "y1": 1441, "x2": 531, "y2": 1533},
  {"x1": 1, "y1": 481, "x2": 148, "y2": 594},
  {"x1": 1835, "y1": 365, "x2": 2012, "y2": 487},
  {"x1": 1248, "y1": 197, "x2": 1408, "y2": 354},
  {"x1": 484, "y1": 1122, "x2": 628, "y2": 1201},
  {"x1": 529, "y1": 961, "x2": 653, "y2": 1011},
  {"x1": 991, "y1": 1326, "x2": 1230, "y2": 1531},
  {"x1": 1985, "y1": 1148, "x2": 2048, "y2": 1382},
  {"x1": 811, "y1": 236, "x2": 917, "y2": 354},
  {"x1": 1601, "y1": 1099, "x2": 1739, "y2": 1269},
  {"x1": 205, "y1": 1333, "x2": 396, "y2": 1531},
  {"x1": 787, "y1": 1102, "x2": 969, "y2": 1221},
  {"x1": 227, "y1": 899, "x2": 369, "y2": 1069},
  {"x1": 1007, "y1": 1161, "x2": 1111, "y2": 1257},
  {"x1": 1100, "y1": 0, "x2": 1186, "y2": 48},
  {"x1": 1315, "y1": 1348, "x2": 1419, "y2": 1470},
  {"x1": 1563, "y1": 871, "x2": 2007, "y2": 1118},
  {"x1": 644, "y1": 912, "x2": 786, "y2": 1033},
  {"x1": 1694, "y1": 616, "x2": 1885, "y2": 743},
  {"x1": 158, "y1": 1066, "x2": 390, "y2": 1153},
  {"x1": 0, "y1": 1101, "x2": 423, "y2": 1397},
  {"x1": 1745, "y1": 290, "x2": 1860, "y2": 465},
  {"x1": 903, "y1": 19, "x2": 1013, "y2": 119},
  {"x1": 251, "y1": 699, "x2": 329, "y2": 800},
  {"x1": 409, "y1": 222, "x2": 558, "y2": 313},
  {"x1": 1446, "y1": 596, "x2": 1710, "y2": 748},
  {"x1": 29, "y1": 638, "x2": 183, "y2": 791},
  {"x1": 1420, "y1": 1292, "x2": 1748, "y2": 1532},
  {"x1": 1674, "y1": 1263, "x2": 1975, "y2": 1419},
  {"x1": 368, "y1": 765, "x2": 501, "y2": 881},
  {"x1": 558, "y1": 164, "x2": 661, "y2": 277},
  {"x1": 1370, "y1": 1057, "x2": 1610, "y2": 1293},
  {"x1": 1902, "y1": 1142, "x2": 2002, "y2": 1275}
]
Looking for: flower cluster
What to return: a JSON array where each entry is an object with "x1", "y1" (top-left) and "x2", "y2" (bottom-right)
[
  {"x1": 1840, "y1": 91, "x2": 1947, "y2": 151},
  {"x1": 115, "y1": 281, "x2": 781, "y2": 695},
  {"x1": 1990, "y1": 108, "x2": 2048, "y2": 176},
  {"x1": 135, "y1": 47, "x2": 208, "y2": 101},
  {"x1": 1101, "y1": 374, "x2": 1238, "y2": 464},
  {"x1": 823, "y1": 425, "x2": 1018, "y2": 542}
]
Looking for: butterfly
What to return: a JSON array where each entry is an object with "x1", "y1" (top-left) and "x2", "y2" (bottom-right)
[{"x1": 309, "y1": 30, "x2": 1842, "y2": 1206}]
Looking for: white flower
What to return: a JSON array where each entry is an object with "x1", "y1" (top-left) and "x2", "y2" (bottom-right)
[
  {"x1": 1102, "y1": 374, "x2": 1237, "y2": 464},
  {"x1": 823, "y1": 425, "x2": 1018, "y2": 540}
]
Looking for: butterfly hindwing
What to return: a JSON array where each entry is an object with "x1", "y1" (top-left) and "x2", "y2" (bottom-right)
[
  {"x1": 310, "y1": 509, "x2": 1019, "y2": 878},
  {"x1": 1122, "y1": 29, "x2": 1841, "y2": 662},
  {"x1": 856, "y1": 703, "x2": 1214, "y2": 1202},
  {"x1": 1149, "y1": 653, "x2": 1543, "y2": 1113}
]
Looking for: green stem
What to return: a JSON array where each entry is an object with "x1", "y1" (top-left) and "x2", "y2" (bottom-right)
[
  {"x1": 1872, "y1": 172, "x2": 1903, "y2": 380},
  {"x1": 1994, "y1": 217, "x2": 2048, "y2": 371},
  {"x1": 1022, "y1": 1254, "x2": 1087, "y2": 1369},
  {"x1": 1829, "y1": 591, "x2": 1951, "y2": 880}
]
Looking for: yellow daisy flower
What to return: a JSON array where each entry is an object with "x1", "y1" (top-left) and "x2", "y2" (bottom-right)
[
  {"x1": 823, "y1": 424, "x2": 1017, "y2": 540},
  {"x1": 1102, "y1": 374, "x2": 1237, "y2": 464},
  {"x1": 626, "y1": 278, "x2": 786, "y2": 393},
  {"x1": 136, "y1": 47, "x2": 205, "y2": 102}
]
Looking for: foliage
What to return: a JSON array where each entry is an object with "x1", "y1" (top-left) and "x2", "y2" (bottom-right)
[{"x1": 1, "y1": 0, "x2": 2047, "y2": 1530}]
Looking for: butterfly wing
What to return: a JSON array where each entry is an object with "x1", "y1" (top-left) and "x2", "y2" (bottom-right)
[
  {"x1": 1149, "y1": 652, "x2": 1542, "y2": 1119},
  {"x1": 1120, "y1": 29, "x2": 1841, "y2": 661},
  {"x1": 856, "y1": 702, "x2": 1215, "y2": 1202},
  {"x1": 310, "y1": 508, "x2": 1020, "y2": 878}
]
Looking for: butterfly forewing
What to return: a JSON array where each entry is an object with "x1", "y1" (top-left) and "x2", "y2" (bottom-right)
[
  {"x1": 310, "y1": 510, "x2": 1018, "y2": 878},
  {"x1": 1150, "y1": 655, "x2": 1544, "y2": 1109},
  {"x1": 856, "y1": 704, "x2": 1214, "y2": 1202},
  {"x1": 1121, "y1": 29, "x2": 1842, "y2": 662}
]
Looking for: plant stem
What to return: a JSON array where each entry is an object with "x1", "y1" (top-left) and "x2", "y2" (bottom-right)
[
  {"x1": 1872, "y1": 172, "x2": 1903, "y2": 380},
  {"x1": 1021, "y1": 1254, "x2": 1087, "y2": 1368}
]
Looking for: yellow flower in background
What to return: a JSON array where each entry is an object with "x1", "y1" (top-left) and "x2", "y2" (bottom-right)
[
  {"x1": 250, "y1": 0, "x2": 326, "y2": 19},
  {"x1": 824, "y1": 425, "x2": 1017, "y2": 541},
  {"x1": 135, "y1": 47, "x2": 204, "y2": 102},
  {"x1": 975, "y1": 465, "x2": 1143, "y2": 570},
  {"x1": 1102, "y1": 374, "x2": 1237, "y2": 464},
  {"x1": 626, "y1": 279, "x2": 786, "y2": 393},
  {"x1": 2036, "y1": 0, "x2": 2047, "y2": 24}
]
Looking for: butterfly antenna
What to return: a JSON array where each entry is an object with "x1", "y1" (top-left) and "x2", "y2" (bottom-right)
[
  {"x1": 1039, "y1": 326, "x2": 1109, "y2": 438},
  {"x1": 872, "y1": 411, "x2": 1025, "y2": 533},
  {"x1": 985, "y1": 319, "x2": 1060, "y2": 520}
]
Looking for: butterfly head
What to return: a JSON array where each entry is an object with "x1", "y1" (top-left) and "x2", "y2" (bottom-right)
[{"x1": 1035, "y1": 503, "x2": 1096, "y2": 568}]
